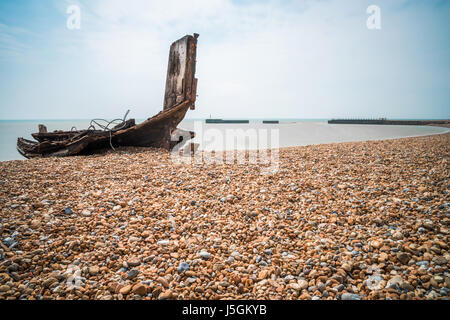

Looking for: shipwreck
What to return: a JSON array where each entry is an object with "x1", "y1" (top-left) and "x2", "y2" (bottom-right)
[{"x1": 17, "y1": 33, "x2": 199, "y2": 159}]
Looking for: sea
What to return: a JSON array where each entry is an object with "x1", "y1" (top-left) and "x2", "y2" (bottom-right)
[{"x1": 1, "y1": 119, "x2": 448, "y2": 162}]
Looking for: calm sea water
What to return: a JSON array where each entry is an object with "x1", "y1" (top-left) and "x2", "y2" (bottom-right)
[{"x1": 1, "y1": 119, "x2": 448, "y2": 162}]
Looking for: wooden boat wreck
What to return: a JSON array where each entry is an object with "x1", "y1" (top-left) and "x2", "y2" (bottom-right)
[{"x1": 17, "y1": 33, "x2": 199, "y2": 159}]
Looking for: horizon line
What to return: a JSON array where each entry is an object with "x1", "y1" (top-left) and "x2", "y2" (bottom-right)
[{"x1": 1, "y1": 117, "x2": 450, "y2": 121}]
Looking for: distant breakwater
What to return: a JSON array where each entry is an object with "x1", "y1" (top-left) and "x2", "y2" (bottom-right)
[{"x1": 328, "y1": 119, "x2": 450, "y2": 126}]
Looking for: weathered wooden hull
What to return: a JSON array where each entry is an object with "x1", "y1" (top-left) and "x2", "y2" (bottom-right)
[
  {"x1": 17, "y1": 97, "x2": 196, "y2": 159},
  {"x1": 17, "y1": 34, "x2": 199, "y2": 159}
]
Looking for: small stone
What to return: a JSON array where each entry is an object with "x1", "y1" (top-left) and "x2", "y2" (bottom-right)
[
  {"x1": 397, "y1": 252, "x2": 410, "y2": 265},
  {"x1": 199, "y1": 251, "x2": 211, "y2": 259},
  {"x1": 392, "y1": 231, "x2": 403, "y2": 240},
  {"x1": 119, "y1": 285, "x2": 132, "y2": 295},
  {"x1": 132, "y1": 283, "x2": 147, "y2": 296},
  {"x1": 7, "y1": 263, "x2": 19, "y2": 273},
  {"x1": 341, "y1": 293, "x2": 361, "y2": 300},
  {"x1": 159, "y1": 289, "x2": 173, "y2": 300},
  {"x1": 0, "y1": 285, "x2": 10, "y2": 292},
  {"x1": 43, "y1": 277, "x2": 58, "y2": 288},
  {"x1": 379, "y1": 252, "x2": 389, "y2": 262},
  {"x1": 158, "y1": 240, "x2": 170, "y2": 246},
  {"x1": 89, "y1": 266, "x2": 99, "y2": 276},
  {"x1": 335, "y1": 284, "x2": 345, "y2": 292},
  {"x1": 400, "y1": 282, "x2": 414, "y2": 291},
  {"x1": 3, "y1": 237, "x2": 14, "y2": 247},
  {"x1": 371, "y1": 240, "x2": 382, "y2": 249},
  {"x1": 386, "y1": 275, "x2": 403, "y2": 289},
  {"x1": 128, "y1": 259, "x2": 141, "y2": 267},
  {"x1": 422, "y1": 220, "x2": 434, "y2": 230},
  {"x1": 127, "y1": 269, "x2": 139, "y2": 280},
  {"x1": 157, "y1": 277, "x2": 169, "y2": 288},
  {"x1": 298, "y1": 280, "x2": 308, "y2": 290},
  {"x1": 230, "y1": 251, "x2": 240, "y2": 257},
  {"x1": 177, "y1": 262, "x2": 190, "y2": 274},
  {"x1": 185, "y1": 271, "x2": 196, "y2": 277},
  {"x1": 107, "y1": 282, "x2": 119, "y2": 293},
  {"x1": 288, "y1": 283, "x2": 301, "y2": 291},
  {"x1": 373, "y1": 218, "x2": 383, "y2": 226},
  {"x1": 331, "y1": 274, "x2": 344, "y2": 284},
  {"x1": 429, "y1": 278, "x2": 438, "y2": 288},
  {"x1": 318, "y1": 282, "x2": 326, "y2": 292},
  {"x1": 258, "y1": 270, "x2": 269, "y2": 280},
  {"x1": 366, "y1": 275, "x2": 383, "y2": 290},
  {"x1": 433, "y1": 256, "x2": 447, "y2": 266},
  {"x1": 10, "y1": 272, "x2": 20, "y2": 281},
  {"x1": 82, "y1": 210, "x2": 91, "y2": 217},
  {"x1": 342, "y1": 263, "x2": 352, "y2": 272},
  {"x1": 30, "y1": 219, "x2": 40, "y2": 229}
]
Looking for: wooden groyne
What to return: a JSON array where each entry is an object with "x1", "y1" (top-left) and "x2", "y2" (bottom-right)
[
  {"x1": 205, "y1": 119, "x2": 250, "y2": 124},
  {"x1": 328, "y1": 119, "x2": 450, "y2": 126},
  {"x1": 263, "y1": 120, "x2": 279, "y2": 124}
]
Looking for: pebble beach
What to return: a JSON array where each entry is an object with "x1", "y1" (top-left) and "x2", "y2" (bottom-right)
[{"x1": 0, "y1": 133, "x2": 449, "y2": 300}]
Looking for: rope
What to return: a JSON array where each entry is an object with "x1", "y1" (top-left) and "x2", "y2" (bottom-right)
[{"x1": 70, "y1": 110, "x2": 131, "y2": 150}]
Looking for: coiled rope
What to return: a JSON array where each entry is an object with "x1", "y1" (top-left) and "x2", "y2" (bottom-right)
[{"x1": 70, "y1": 110, "x2": 131, "y2": 151}]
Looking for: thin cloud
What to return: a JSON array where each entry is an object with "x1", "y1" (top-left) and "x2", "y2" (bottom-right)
[{"x1": 0, "y1": 0, "x2": 449, "y2": 119}]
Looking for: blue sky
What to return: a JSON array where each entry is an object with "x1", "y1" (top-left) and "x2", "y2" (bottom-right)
[{"x1": 0, "y1": 0, "x2": 449, "y2": 120}]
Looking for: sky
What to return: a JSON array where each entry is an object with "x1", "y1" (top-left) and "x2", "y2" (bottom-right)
[{"x1": 0, "y1": 0, "x2": 449, "y2": 120}]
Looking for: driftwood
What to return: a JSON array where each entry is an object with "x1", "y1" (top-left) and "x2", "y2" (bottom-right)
[{"x1": 17, "y1": 33, "x2": 199, "y2": 159}]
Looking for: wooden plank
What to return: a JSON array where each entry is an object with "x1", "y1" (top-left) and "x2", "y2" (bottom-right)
[{"x1": 163, "y1": 34, "x2": 199, "y2": 110}]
